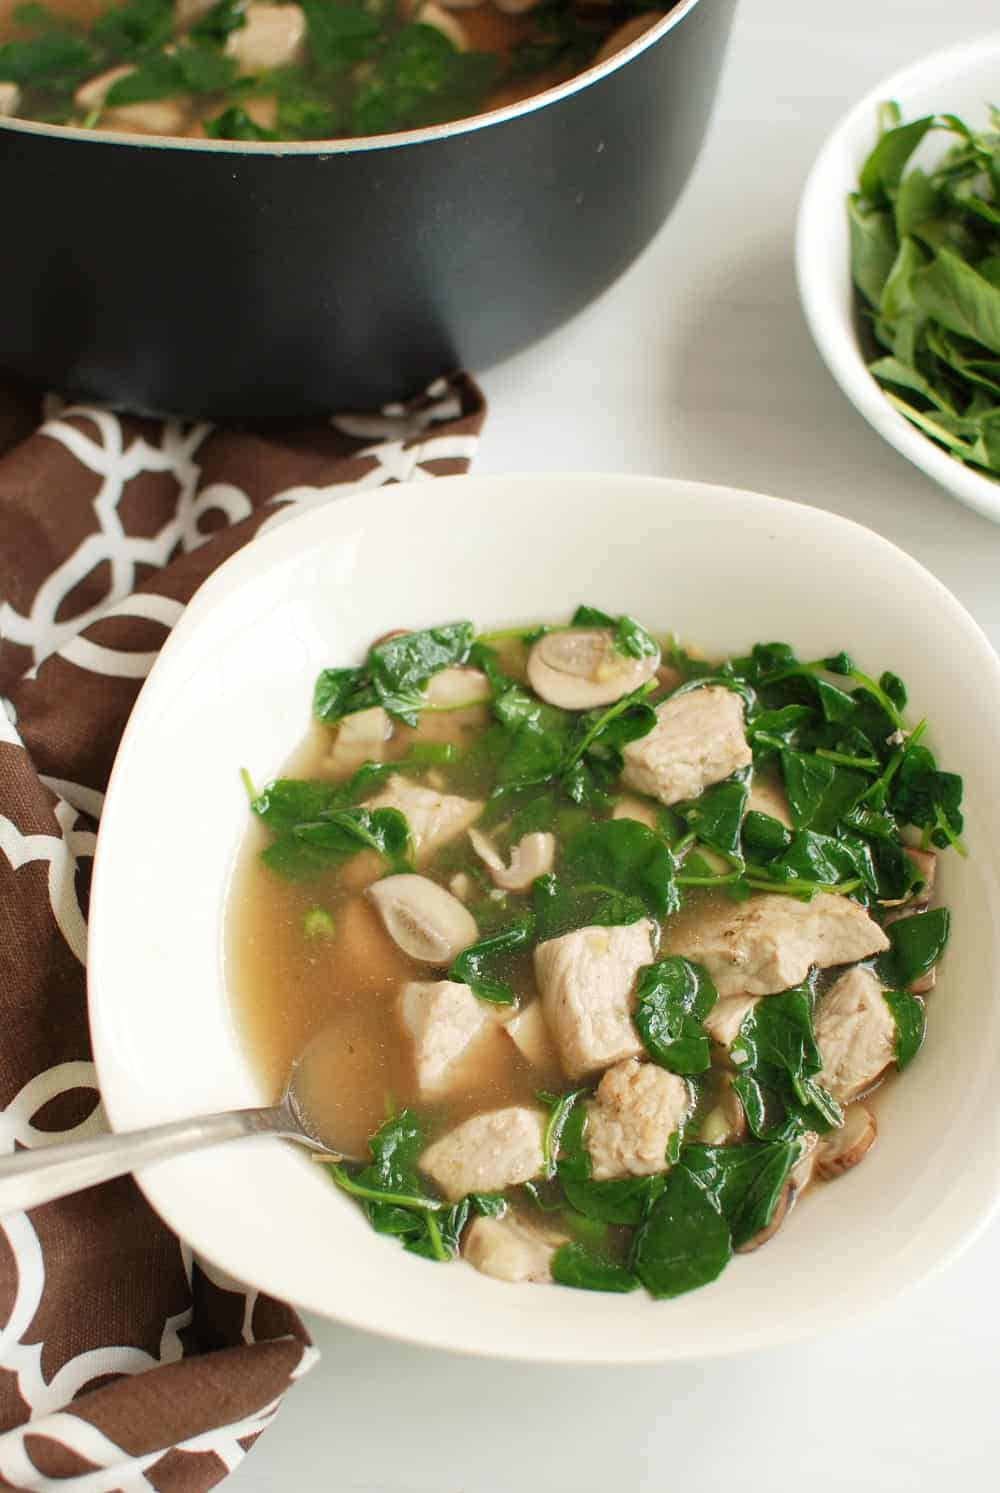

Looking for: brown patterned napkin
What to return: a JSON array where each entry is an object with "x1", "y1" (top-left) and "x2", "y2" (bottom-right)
[{"x1": 0, "y1": 375, "x2": 487, "y2": 1491}]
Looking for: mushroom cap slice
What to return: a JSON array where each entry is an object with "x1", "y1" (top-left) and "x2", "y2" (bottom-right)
[
  {"x1": 815, "y1": 1105, "x2": 876, "y2": 1180},
  {"x1": 367, "y1": 875, "x2": 479, "y2": 966},
  {"x1": 526, "y1": 628, "x2": 660, "y2": 710},
  {"x1": 468, "y1": 828, "x2": 555, "y2": 891}
]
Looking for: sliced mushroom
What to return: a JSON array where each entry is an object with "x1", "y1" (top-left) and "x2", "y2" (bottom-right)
[
  {"x1": 469, "y1": 828, "x2": 555, "y2": 891},
  {"x1": 736, "y1": 1133, "x2": 817, "y2": 1253},
  {"x1": 367, "y1": 874, "x2": 478, "y2": 965},
  {"x1": 592, "y1": 12, "x2": 664, "y2": 67},
  {"x1": 424, "y1": 667, "x2": 492, "y2": 709},
  {"x1": 526, "y1": 628, "x2": 660, "y2": 710},
  {"x1": 815, "y1": 1105, "x2": 876, "y2": 1180},
  {"x1": 0, "y1": 83, "x2": 21, "y2": 117},
  {"x1": 611, "y1": 796, "x2": 659, "y2": 831},
  {"x1": 449, "y1": 872, "x2": 472, "y2": 901}
]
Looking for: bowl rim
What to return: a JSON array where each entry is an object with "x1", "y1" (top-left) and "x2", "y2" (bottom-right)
[
  {"x1": 794, "y1": 29, "x2": 1000, "y2": 525},
  {"x1": 0, "y1": 0, "x2": 705, "y2": 156},
  {"x1": 87, "y1": 470, "x2": 1000, "y2": 1364}
]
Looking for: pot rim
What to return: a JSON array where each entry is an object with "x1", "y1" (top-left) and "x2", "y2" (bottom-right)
[{"x1": 0, "y1": 0, "x2": 705, "y2": 155}]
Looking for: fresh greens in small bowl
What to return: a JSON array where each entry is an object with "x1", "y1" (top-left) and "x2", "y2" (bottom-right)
[
  {"x1": 849, "y1": 103, "x2": 1000, "y2": 480},
  {"x1": 797, "y1": 33, "x2": 1000, "y2": 522}
]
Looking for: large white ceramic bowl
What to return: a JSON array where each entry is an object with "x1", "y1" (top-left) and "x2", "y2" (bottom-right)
[
  {"x1": 89, "y1": 473, "x2": 1000, "y2": 1364},
  {"x1": 796, "y1": 33, "x2": 1000, "y2": 524}
]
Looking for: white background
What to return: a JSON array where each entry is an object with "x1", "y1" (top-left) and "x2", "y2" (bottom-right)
[{"x1": 235, "y1": 2, "x2": 1000, "y2": 1487}]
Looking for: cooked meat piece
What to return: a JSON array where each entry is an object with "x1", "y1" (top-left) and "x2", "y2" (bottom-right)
[
  {"x1": 620, "y1": 686, "x2": 752, "y2": 806},
  {"x1": 398, "y1": 980, "x2": 494, "y2": 1098},
  {"x1": 420, "y1": 1107, "x2": 545, "y2": 1200},
  {"x1": 365, "y1": 775, "x2": 482, "y2": 861},
  {"x1": 328, "y1": 706, "x2": 391, "y2": 772},
  {"x1": 703, "y1": 992, "x2": 759, "y2": 1050},
  {"x1": 463, "y1": 1214, "x2": 565, "y2": 1283},
  {"x1": 0, "y1": 83, "x2": 20, "y2": 116},
  {"x1": 469, "y1": 829, "x2": 555, "y2": 891},
  {"x1": 586, "y1": 1058, "x2": 691, "y2": 1180},
  {"x1": 534, "y1": 921, "x2": 656, "y2": 1078},
  {"x1": 815, "y1": 1104, "x2": 877, "y2": 1179},
  {"x1": 815, "y1": 966, "x2": 895, "y2": 1103},
  {"x1": 501, "y1": 1001, "x2": 558, "y2": 1072},
  {"x1": 225, "y1": 2, "x2": 307, "y2": 71},
  {"x1": 611, "y1": 796, "x2": 660, "y2": 830},
  {"x1": 423, "y1": 667, "x2": 491, "y2": 707},
  {"x1": 666, "y1": 892, "x2": 889, "y2": 998},
  {"x1": 746, "y1": 776, "x2": 793, "y2": 828}
]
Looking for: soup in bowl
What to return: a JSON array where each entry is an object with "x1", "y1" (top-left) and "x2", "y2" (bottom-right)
[{"x1": 87, "y1": 474, "x2": 1000, "y2": 1361}]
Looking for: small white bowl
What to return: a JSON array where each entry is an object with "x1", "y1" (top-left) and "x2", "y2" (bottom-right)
[
  {"x1": 88, "y1": 473, "x2": 1000, "y2": 1363},
  {"x1": 796, "y1": 33, "x2": 1000, "y2": 524}
]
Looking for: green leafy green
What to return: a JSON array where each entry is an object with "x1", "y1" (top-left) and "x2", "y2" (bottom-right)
[
  {"x1": 731, "y1": 987, "x2": 841, "y2": 1138},
  {"x1": 448, "y1": 918, "x2": 533, "y2": 1005},
  {"x1": 204, "y1": 105, "x2": 277, "y2": 140},
  {"x1": 259, "y1": 805, "x2": 411, "y2": 880},
  {"x1": 633, "y1": 957, "x2": 718, "y2": 1075},
  {"x1": 879, "y1": 907, "x2": 950, "y2": 988},
  {"x1": 313, "y1": 621, "x2": 473, "y2": 727},
  {"x1": 551, "y1": 1242, "x2": 639, "y2": 1294},
  {"x1": 683, "y1": 1139, "x2": 801, "y2": 1248},
  {"x1": 633, "y1": 1166, "x2": 732, "y2": 1299},
  {"x1": 104, "y1": 45, "x2": 238, "y2": 104},
  {"x1": 882, "y1": 989, "x2": 927, "y2": 1069},
  {"x1": 350, "y1": 23, "x2": 498, "y2": 136}
]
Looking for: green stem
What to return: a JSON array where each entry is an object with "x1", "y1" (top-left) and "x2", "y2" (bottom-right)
[
  {"x1": 744, "y1": 876, "x2": 862, "y2": 898},
  {"x1": 328, "y1": 1165, "x2": 444, "y2": 1213},
  {"x1": 815, "y1": 748, "x2": 881, "y2": 770},
  {"x1": 240, "y1": 767, "x2": 258, "y2": 805},
  {"x1": 422, "y1": 1209, "x2": 448, "y2": 1261}
]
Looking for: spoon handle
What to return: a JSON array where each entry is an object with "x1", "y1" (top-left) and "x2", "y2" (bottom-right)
[{"x1": 0, "y1": 1106, "x2": 289, "y2": 1217}]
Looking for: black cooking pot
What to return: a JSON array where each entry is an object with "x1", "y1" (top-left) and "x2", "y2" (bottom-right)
[{"x1": 0, "y1": 0, "x2": 736, "y2": 419}]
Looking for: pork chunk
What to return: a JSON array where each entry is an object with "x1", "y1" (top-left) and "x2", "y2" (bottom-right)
[
  {"x1": 534, "y1": 921, "x2": 656, "y2": 1079},
  {"x1": 621, "y1": 686, "x2": 752, "y2": 806},
  {"x1": 398, "y1": 980, "x2": 493, "y2": 1098},
  {"x1": 815, "y1": 966, "x2": 895, "y2": 1103},
  {"x1": 420, "y1": 1107, "x2": 545, "y2": 1200},
  {"x1": 666, "y1": 893, "x2": 889, "y2": 998},
  {"x1": 365, "y1": 775, "x2": 482, "y2": 862},
  {"x1": 704, "y1": 992, "x2": 760, "y2": 1051},
  {"x1": 586, "y1": 1058, "x2": 691, "y2": 1180},
  {"x1": 463, "y1": 1214, "x2": 565, "y2": 1284},
  {"x1": 226, "y1": 2, "x2": 307, "y2": 72}
]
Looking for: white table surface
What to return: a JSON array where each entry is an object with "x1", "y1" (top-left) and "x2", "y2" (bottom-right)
[{"x1": 234, "y1": 2, "x2": 1000, "y2": 1487}]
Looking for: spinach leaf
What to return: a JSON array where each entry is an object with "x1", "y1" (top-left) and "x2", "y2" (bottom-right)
[
  {"x1": 731, "y1": 987, "x2": 841, "y2": 1137},
  {"x1": 633, "y1": 1166, "x2": 732, "y2": 1299},
  {"x1": 260, "y1": 805, "x2": 411, "y2": 880},
  {"x1": 448, "y1": 917, "x2": 533, "y2": 1005},
  {"x1": 370, "y1": 620, "x2": 475, "y2": 724},
  {"x1": 562, "y1": 686, "x2": 656, "y2": 773},
  {"x1": 889, "y1": 742, "x2": 964, "y2": 846},
  {"x1": 0, "y1": 31, "x2": 92, "y2": 83},
  {"x1": 189, "y1": 0, "x2": 247, "y2": 42},
  {"x1": 531, "y1": 871, "x2": 648, "y2": 941},
  {"x1": 676, "y1": 767, "x2": 750, "y2": 858},
  {"x1": 313, "y1": 621, "x2": 473, "y2": 728},
  {"x1": 849, "y1": 195, "x2": 900, "y2": 307},
  {"x1": 539, "y1": 1087, "x2": 588, "y2": 1178},
  {"x1": 561, "y1": 819, "x2": 679, "y2": 920},
  {"x1": 93, "y1": 0, "x2": 174, "y2": 53},
  {"x1": 780, "y1": 750, "x2": 866, "y2": 834},
  {"x1": 204, "y1": 105, "x2": 277, "y2": 141},
  {"x1": 859, "y1": 114, "x2": 936, "y2": 201},
  {"x1": 570, "y1": 605, "x2": 659, "y2": 661},
  {"x1": 633, "y1": 957, "x2": 718, "y2": 1075},
  {"x1": 550, "y1": 1242, "x2": 639, "y2": 1294},
  {"x1": 766, "y1": 829, "x2": 875, "y2": 896},
  {"x1": 683, "y1": 1139, "x2": 800, "y2": 1249},
  {"x1": 105, "y1": 46, "x2": 238, "y2": 104},
  {"x1": 303, "y1": 0, "x2": 379, "y2": 68},
  {"x1": 742, "y1": 810, "x2": 792, "y2": 859},
  {"x1": 882, "y1": 989, "x2": 927, "y2": 1069},
  {"x1": 350, "y1": 24, "x2": 498, "y2": 136},
  {"x1": 879, "y1": 907, "x2": 950, "y2": 987},
  {"x1": 561, "y1": 1173, "x2": 663, "y2": 1227},
  {"x1": 910, "y1": 247, "x2": 1000, "y2": 356}
]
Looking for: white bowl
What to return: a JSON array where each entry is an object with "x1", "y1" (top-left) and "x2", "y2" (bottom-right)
[
  {"x1": 89, "y1": 473, "x2": 1000, "y2": 1364},
  {"x1": 796, "y1": 33, "x2": 1000, "y2": 524}
]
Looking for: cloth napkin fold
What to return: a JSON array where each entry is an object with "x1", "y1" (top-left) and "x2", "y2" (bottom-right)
[{"x1": 0, "y1": 374, "x2": 486, "y2": 1492}]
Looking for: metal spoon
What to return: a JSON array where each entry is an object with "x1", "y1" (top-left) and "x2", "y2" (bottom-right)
[{"x1": 0, "y1": 1030, "x2": 363, "y2": 1218}]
